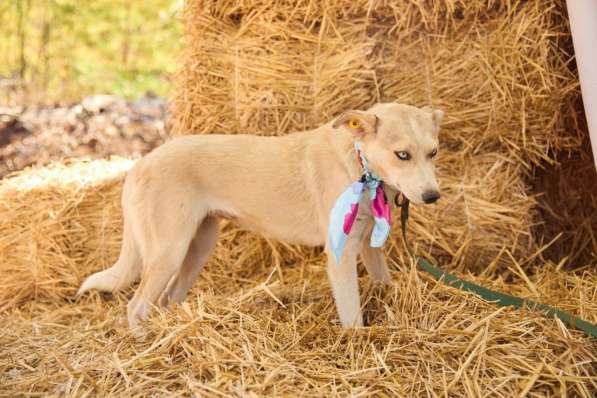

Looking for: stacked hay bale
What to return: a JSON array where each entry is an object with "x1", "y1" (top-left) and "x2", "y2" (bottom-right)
[{"x1": 172, "y1": 0, "x2": 583, "y2": 269}]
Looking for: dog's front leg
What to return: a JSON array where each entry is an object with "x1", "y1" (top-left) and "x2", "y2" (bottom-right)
[
  {"x1": 325, "y1": 237, "x2": 363, "y2": 327},
  {"x1": 360, "y1": 243, "x2": 391, "y2": 284}
]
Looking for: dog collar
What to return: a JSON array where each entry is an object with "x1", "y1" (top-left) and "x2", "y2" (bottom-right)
[{"x1": 328, "y1": 143, "x2": 392, "y2": 263}]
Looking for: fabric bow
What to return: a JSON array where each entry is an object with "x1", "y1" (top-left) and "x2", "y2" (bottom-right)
[{"x1": 328, "y1": 143, "x2": 392, "y2": 263}]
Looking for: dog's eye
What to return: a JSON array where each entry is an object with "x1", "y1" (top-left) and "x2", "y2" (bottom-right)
[
  {"x1": 348, "y1": 118, "x2": 361, "y2": 129},
  {"x1": 429, "y1": 148, "x2": 438, "y2": 158},
  {"x1": 395, "y1": 151, "x2": 411, "y2": 161}
]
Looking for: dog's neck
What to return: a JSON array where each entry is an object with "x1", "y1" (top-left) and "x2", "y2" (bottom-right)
[
  {"x1": 325, "y1": 127, "x2": 400, "y2": 203},
  {"x1": 327, "y1": 127, "x2": 365, "y2": 182}
]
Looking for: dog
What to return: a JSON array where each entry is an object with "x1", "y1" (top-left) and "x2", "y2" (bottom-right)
[{"x1": 77, "y1": 102, "x2": 443, "y2": 329}]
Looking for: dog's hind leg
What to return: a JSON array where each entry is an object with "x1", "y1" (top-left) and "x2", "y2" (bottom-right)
[
  {"x1": 77, "y1": 221, "x2": 141, "y2": 297},
  {"x1": 159, "y1": 215, "x2": 219, "y2": 307},
  {"x1": 126, "y1": 207, "x2": 203, "y2": 329}
]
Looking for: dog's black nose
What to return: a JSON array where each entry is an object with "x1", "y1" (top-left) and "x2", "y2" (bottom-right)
[{"x1": 422, "y1": 190, "x2": 440, "y2": 204}]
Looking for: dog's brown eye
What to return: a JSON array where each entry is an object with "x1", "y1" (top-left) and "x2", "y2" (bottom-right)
[
  {"x1": 429, "y1": 148, "x2": 438, "y2": 158},
  {"x1": 395, "y1": 151, "x2": 411, "y2": 161}
]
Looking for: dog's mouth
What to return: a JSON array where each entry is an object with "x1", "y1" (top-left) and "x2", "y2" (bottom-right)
[
  {"x1": 390, "y1": 184, "x2": 411, "y2": 204},
  {"x1": 391, "y1": 184, "x2": 424, "y2": 206}
]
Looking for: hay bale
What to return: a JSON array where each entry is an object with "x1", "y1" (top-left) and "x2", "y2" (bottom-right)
[
  {"x1": 173, "y1": 0, "x2": 581, "y2": 166},
  {"x1": 173, "y1": 0, "x2": 592, "y2": 267},
  {"x1": 169, "y1": 0, "x2": 572, "y2": 269},
  {"x1": 0, "y1": 158, "x2": 132, "y2": 309},
  {"x1": 172, "y1": 0, "x2": 597, "y2": 265}
]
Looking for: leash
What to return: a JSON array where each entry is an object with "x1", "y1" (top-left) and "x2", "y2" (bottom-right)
[{"x1": 398, "y1": 197, "x2": 597, "y2": 338}]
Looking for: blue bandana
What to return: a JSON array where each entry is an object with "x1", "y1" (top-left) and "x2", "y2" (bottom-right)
[{"x1": 328, "y1": 143, "x2": 392, "y2": 263}]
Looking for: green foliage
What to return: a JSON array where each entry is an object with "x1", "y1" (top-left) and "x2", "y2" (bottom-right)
[{"x1": 0, "y1": 0, "x2": 182, "y2": 103}]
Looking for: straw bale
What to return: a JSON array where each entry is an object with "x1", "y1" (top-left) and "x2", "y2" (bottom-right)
[
  {"x1": 172, "y1": 0, "x2": 596, "y2": 266},
  {"x1": 173, "y1": 0, "x2": 581, "y2": 166},
  {"x1": 0, "y1": 158, "x2": 133, "y2": 310}
]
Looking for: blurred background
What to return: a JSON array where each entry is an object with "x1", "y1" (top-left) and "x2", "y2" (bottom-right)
[
  {"x1": 0, "y1": 0, "x2": 182, "y2": 177},
  {"x1": 0, "y1": 0, "x2": 182, "y2": 104}
]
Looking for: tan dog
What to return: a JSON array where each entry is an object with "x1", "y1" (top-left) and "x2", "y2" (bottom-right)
[{"x1": 77, "y1": 102, "x2": 443, "y2": 329}]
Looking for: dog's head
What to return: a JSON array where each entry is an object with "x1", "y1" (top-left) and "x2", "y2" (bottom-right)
[{"x1": 333, "y1": 103, "x2": 443, "y2": 205}]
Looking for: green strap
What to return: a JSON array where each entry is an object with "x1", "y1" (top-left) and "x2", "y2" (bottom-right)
[{"x1": 400, "y1": 198, "x2": 597, "y2": 338}]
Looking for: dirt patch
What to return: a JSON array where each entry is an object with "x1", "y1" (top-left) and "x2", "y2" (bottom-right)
[{"x1": 0, "y1": 94, "x2": 168, "y2": 177}]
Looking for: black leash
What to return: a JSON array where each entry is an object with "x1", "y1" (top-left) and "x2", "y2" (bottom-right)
[{"x1": 399, "y1": 197, "x2": 597, "y2": 338}]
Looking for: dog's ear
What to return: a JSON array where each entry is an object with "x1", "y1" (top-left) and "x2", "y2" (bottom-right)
[
  {"x1": 332, "y1": 111, "x2": 378, "y2": 136},
  {"x1": 422, "y1": 106, "x2": 444, "y2": 128}
]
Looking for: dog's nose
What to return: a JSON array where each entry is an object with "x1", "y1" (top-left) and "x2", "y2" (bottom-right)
[{"x1": 422, "y1": 190, "x2": 440, "y2": 204}]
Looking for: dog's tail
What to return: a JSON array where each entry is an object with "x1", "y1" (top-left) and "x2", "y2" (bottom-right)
[{"x1": 76, "y1": 222, "x2": 141, "y2": 298}]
